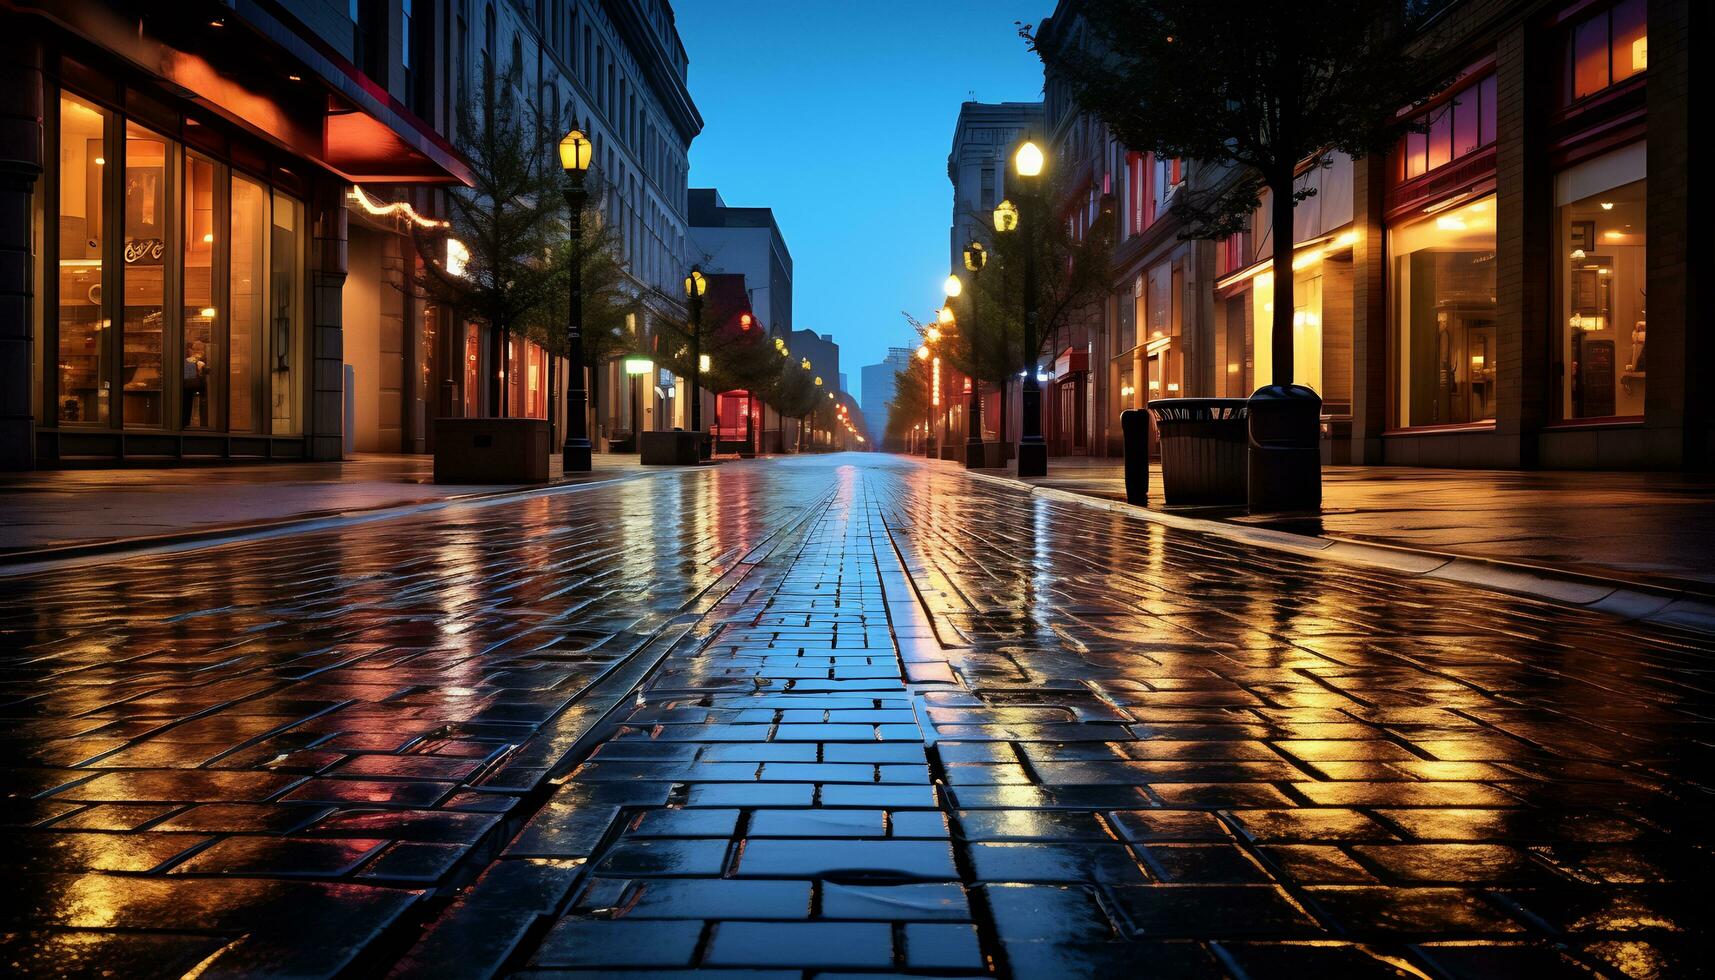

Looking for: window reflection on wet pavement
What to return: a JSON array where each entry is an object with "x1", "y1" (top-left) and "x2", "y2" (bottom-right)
[{"x1": 2, "y1": 455, "x2": 1708, "y2": 977}]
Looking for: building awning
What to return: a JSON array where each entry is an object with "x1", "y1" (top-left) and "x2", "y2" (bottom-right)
[{"x1": 13, "y1": 0, "x2": 470, "y2": 187}]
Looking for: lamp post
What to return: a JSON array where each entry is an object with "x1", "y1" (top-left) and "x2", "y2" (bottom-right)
[
  {"x1": 960, "y1": 241, "x2": 987, "y2": 468},
  {"x1": 1011, "y1": 139, "x2": 1047, "y2": 478},
  {"x1": 684, "y1": 267, "x2": 707, "y2": 452},
  {"x1": 558, "y1": 125, "x2": 594, "y2": 473},
  {"x1": 916, "y1": 343, "x2": 934, "y2": 458}
]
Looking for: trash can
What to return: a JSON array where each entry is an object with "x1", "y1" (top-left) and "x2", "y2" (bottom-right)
[
  {"x1": 1146, "y1": 398, "x2": 1249, "y2": 505},
  {"x1": 1119, "y1": 409, "x2": 1151, "y2": 505},
  {"x1": 1247, "y1": 384, "x2": 1322, "y2": 511}
]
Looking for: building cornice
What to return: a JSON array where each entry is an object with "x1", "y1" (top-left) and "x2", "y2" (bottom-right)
[{"x1": 602, "y1": 0, "x2": 703, "y2": 145}]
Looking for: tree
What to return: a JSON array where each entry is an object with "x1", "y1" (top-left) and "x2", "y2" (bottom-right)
[
  {"x1": 884, "y1": 358, "x2": 932, "y2": 449},
  {"x1": 532, "y1": 202, "x2": 640, "y2": 441},
  {"x1": 415, "y1": 54, "x2": 564, "y2": 417},
  {"x1": 947, "y1": 173, "x2": 1111, "y2": 439},
  {"x1": 1028, "y1": 0, "x2": 1437, "y2": 385}
]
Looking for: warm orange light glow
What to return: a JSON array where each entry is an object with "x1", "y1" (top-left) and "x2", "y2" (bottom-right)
[{"x1": 348, "y1": 186, "x2": 448, "y2": 228}]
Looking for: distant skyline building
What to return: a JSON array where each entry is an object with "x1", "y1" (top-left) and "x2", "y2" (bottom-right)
[
  {"x1": 861, "y1": 347, "x2": 915, "y2": 442},
  {"x1": 946, "y1": 100, "x2": 1044, "y2": 270}
]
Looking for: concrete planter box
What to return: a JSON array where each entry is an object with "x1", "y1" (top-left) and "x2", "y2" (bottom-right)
[
  {"x1": 640, "y1": 430, "x2": 707, "y2": 465},
  {"x1": 432, "y1": 417, "x2": 550, "y2": 484}
]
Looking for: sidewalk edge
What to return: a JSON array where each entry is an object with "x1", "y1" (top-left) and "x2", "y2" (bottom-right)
[
  {"x1": 958, "y1": 466, "x2": 1715, "y2": 636},
  {"x1": 0, "y1": 470, "x2": 665, "y2": 578}
]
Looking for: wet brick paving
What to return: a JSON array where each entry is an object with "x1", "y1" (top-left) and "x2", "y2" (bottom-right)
[{"x1": 2, "y1": 455, "x2": 1712, "y2": 977}]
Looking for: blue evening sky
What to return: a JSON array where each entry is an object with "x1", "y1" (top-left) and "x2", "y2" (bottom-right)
[{"x1": 675, "y1": 0, "x2": 1049, "y2": 391}]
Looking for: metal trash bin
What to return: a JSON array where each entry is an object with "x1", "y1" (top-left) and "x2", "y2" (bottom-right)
[
  {"x1": 1119, "y1": 409, "x2": 1151, "y2": 505},
  {"x1": 1146, "y1": 398, "x2": 1250, "y2": 505},
  {"x1": 1247, "y1": 384, "x2": 1322, "y2": 511}
]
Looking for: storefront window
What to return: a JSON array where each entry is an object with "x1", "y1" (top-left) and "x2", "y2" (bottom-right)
[
  {"x1": 1392, "y1": 194, "x2": 1497, "y2": 427},
  {"x1": 122, "y1": 123, "x2": 169, "y2": 427},
  {"x1": 57, "y1": 94, "x2": 108, "y2": 425},
  {"x1": 270, "y1": 191, "x2": 304, "y2": 434},
  {"x1": 229, "y1": 175, "x2": 266, "y2": 432},
  {"x1": 1556, "y1": 144, "x2": 1646, "y2": 420},
  {"x1": 463, "y1": 323, "x2": 481, "y2": 417},
  {"x1": 183, "y1": 153, "x2": 218, "y2": 429}
]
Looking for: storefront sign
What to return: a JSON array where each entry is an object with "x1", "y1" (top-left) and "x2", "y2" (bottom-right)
[{"x1": 124, "y1": 238, "x2": 165, "y2": 265}]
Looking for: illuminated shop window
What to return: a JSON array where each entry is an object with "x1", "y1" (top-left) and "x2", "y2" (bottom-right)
[
  {"x1": 57, "y1": 94, "x2": 109, "y2": 425},
  {"x1": 1555, "y1": 143, "x2": 1646, "y2": 420},
  {"x1": 1391, "y1": 195, "x2": 1498, "y2": 428}
]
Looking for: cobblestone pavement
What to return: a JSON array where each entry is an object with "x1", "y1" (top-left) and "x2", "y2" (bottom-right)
[{"x1": 3, "y1": 455, "x2": 1711, "y2": 977}]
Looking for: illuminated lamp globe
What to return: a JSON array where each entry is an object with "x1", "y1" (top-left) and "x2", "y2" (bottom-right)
[
  {"x1": 916, "y1": 345, "x2": 931, "y2": 361},
  {"x1": 558, "y1": 129, "x2": 593, "y2": 173},
  {"x1": 963, "y1": 241, "x2": 987, "y2": 273},
  {"x1": 1014, "y1": 140, "x2": 1045, "y2": 177},
  {"x1": 943, "y1": 274, "x2": 962, "y2": 298}
]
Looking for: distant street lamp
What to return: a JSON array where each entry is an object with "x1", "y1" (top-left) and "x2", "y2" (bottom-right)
[
  {"x1": 961, "y1": 240, "x2": 987, "y2": 469},
  {"x1": 558, "y1": 125, "x2": 594, "y2": 473},
  {"x1": 684, "y1": 267, "x2": 707, "y2": 447},
  {"x1": 1008, "y1": 139, "x2": 1047, "y2": 477}
]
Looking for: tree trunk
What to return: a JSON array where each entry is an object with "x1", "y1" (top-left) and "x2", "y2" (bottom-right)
[{"x1": 1270, "y1": 172, "x2": 1296, "y2": 389}]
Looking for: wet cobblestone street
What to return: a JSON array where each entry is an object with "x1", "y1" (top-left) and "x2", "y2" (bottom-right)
[{"x1": 3, "y1": 455, "x2": 1711, "y2": 977}]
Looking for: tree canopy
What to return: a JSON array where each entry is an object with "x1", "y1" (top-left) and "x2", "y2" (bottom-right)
[{"x1": 1028, "y1": 0, "x2": 1439, "y2": 385}]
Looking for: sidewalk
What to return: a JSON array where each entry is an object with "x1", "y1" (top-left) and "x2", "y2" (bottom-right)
[
  {"x1": 0, "y1": 452, "x2": 648, "y2": 558},
  {"x1": 951, "y1": 456, "x2": 1715, "y2": 596}
]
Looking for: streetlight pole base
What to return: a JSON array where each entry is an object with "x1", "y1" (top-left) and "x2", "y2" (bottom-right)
[
  {"x1": 1017, "y1": 439, "x2": 1047, "y2": 478},
  {"x1": 964, "y1": 440, "x2": 987, "y2": 469},
  {"x1": 562, "y1": 441, "x2": 593, "y2": 474}
]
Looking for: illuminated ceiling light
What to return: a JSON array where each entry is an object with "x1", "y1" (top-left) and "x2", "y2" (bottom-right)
[
  {"x1": 198, "y1": 306, "x2": 217, "y2": 318},
  {"x1": 623, "y1": 355, "x2": 654, "y2": 375},
  {"x1": 94, "y1": 157, "x2": 105, "y2": 166},
  {"x1": 202, "y1": 233, "x2": 214, "y2": 243},
  {"x1": 348, "y1": 186, "x2": 449, "y2": 229},
  {"x1": 1600, "y1": 202, "x2": 1614, "y2": 210}
]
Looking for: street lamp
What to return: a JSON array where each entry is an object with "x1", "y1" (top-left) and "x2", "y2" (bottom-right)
[
  {"x1": 558, "y1": 125, "x2": 594, "y2": 473},
  {"x1": 943, "y1": 273, "x2": 962, "y2": 298},
  {"x1": 684, "y1": 267, "x2": 706, "y2": 451},
  {"x1": 993, "y1": 199, "x2": 1019, "y2": 234},
  {"x1": 1008, "y1": 139, "x2": 1048, "y2": 478},
  {"x1": 962, "y1": 240, "x2": 987, "y2": 469}
]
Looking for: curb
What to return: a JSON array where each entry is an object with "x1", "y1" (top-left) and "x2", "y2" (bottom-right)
[
  {"x1": 0, "y1": 468, "x2": 675, "y2": 579},
  {"x1": 957, "y1": 466, "x2": 1715, "y2": 636}
]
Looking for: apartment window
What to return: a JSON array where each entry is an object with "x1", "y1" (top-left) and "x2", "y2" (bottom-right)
[
  {"x1": 1125, "y1": 152, "x2": 1146, "y2": 236},
  {"x1": 1566, "y1": 0, "x2": 1646, "y2": 102},
  {"x1": 1403, "y1": 74, "x2": 1496, "y2": 180},
  {"x1": 979, "y1": 166, "x2": 994, "y2": 210}
]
